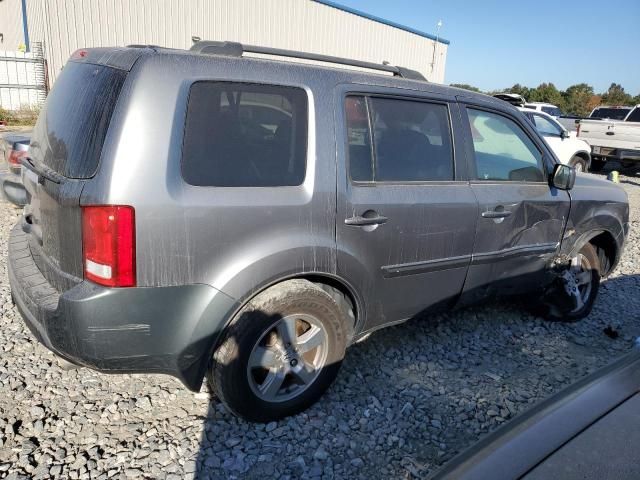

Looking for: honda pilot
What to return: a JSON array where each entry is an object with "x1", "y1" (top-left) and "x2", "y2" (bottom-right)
[{"x1": 8, "y1": 42, "x2": 629, "y2": 422}]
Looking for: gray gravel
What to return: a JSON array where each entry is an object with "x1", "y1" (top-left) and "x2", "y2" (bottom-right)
[{"x1": 1, "y1": 172, "x2": 639, "y2": 480}]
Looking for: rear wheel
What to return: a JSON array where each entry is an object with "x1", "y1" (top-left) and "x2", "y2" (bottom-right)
[
  {"x1": 570, "y1": 156, "x2": 587, "y2": 172},
  {"x1": 589, "y1": 157, "x2": 606, "y2": 172},
  {"x1": 209, "y1": 279, "x2": 348, "y2": 422},
  {"x1": 541, "y1": 243, "x2": 601, "y2": 322}
]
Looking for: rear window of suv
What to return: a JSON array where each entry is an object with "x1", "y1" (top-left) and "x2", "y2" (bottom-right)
[
  {"x1": 30, "y1": 62, "x2": 127, "y2": 179},
  {"x1": 182, "y1": 82, "x2": 308, "y2": 187},
  {"x1": 590, "y1": 107, "x2": 631, "y2": 120}
]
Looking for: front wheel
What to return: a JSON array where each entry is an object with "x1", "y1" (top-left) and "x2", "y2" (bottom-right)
[
  {"x1": 541, "y1": 243, "x2": 601, "y2": 322},
  {"x1": 208, "y1": 279, "x2": 348, "y2": 422},
  {"x1": 570, "y1": 156, "x2": 587, "y2": 173}
]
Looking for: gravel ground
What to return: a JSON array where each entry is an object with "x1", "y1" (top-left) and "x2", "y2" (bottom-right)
[{"x1": 1, "y1": 173, "x2": 639, "y2": 480}]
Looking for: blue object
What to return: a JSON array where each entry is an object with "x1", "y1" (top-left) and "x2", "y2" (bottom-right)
[
  {"x1": 312, "y1": 0, "x2": 450, "y2": 45},
  {"x1": 21, "y1": 0, "x2": 30, "y2": 52}
]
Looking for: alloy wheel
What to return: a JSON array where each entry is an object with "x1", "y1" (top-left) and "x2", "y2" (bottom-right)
[{"x1": 247, "y1": 314, "x2": 329, "y2": 403}]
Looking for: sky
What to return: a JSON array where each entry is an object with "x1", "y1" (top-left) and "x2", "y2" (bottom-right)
[{"x1": 333, "y1": 0, "x2": 640, "y2": 94}]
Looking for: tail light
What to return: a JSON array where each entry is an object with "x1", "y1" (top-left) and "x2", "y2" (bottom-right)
[
  {"x1": 576, "y1": 122, "x2": 581, "y2": 137},
  {"x1": 8, "y1": 148, "x2": 28, "y2": 167},
  {"x1": 82, "y1": 206, "x2": 136, "y2": 287}
]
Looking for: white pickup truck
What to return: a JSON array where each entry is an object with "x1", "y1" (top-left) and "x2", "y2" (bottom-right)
[{"x1": 577, "y1": 104, "x2": 640, "y2": 171}]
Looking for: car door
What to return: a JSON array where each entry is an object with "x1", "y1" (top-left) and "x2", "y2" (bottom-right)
[
  {"x1": 335, "y1": 88, "x2": 478, "y2": 330},
  {"x1": 457, "y1": 101, "x2": 571, "y2": 304}
]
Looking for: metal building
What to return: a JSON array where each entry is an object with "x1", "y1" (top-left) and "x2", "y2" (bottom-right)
[{"x1": 1, "y1": 0, "x2": 449, "y2": 91}]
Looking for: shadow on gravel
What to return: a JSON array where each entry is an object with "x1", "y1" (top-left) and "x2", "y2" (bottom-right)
[{"x1": 193, "y1": 274, "x2": 640, "y2": 479}]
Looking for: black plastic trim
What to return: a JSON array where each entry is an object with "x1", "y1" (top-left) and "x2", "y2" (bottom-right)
[
  {"x1": 382, "y1": 254, "x2": 471, "y2": 278},
  {"x1": 471, "y1": 243, "x2": 558, "y2": 265}
]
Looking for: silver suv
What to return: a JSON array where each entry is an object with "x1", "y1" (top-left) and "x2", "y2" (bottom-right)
[{"x1": 8, "y1": 42, "x2": 629, "y2": 422}]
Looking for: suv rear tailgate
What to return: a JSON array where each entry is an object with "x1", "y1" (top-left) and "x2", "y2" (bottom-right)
[{"x1": 22, "y1": 59, "x2": 129, "y2": 288}]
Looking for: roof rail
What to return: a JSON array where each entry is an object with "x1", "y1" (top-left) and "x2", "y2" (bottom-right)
[{"x1": 189, "y1": 40, "x2": 426, "y2": 81}]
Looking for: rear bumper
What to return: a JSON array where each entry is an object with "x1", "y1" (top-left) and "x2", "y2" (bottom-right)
[
  {"x1": 0, "y1": 170, "x2": 27, "y2": 206},
  {"x1": 8, "y1": 224, "x2": 239, "y2": 391},
  {"x1": 592, "y1": 146, "x2": 640, "y2": 162}
]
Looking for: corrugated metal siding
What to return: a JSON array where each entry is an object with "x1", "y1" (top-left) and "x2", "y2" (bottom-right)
[
  {"x1": 26, "y1": 0, "x2": 447, "y2": 86},
  {"x1": 0, "y1": 0, "x2": 25, "y2": 51}
]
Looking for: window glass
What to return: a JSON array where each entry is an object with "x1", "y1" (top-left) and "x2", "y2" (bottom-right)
[
  {"x1": 369, "y1": 98, "x2": 453, "y2": 181},
  {"x1": 626, "y1": 108, "x2": 640, "y2": 122},
  {"x1": 31, "y1": 62, "x2": 127, "y2": 178},
  {"x1": 590, "y1": 107, "x2": 631, "y2": 120},
  {"x1": 467, "y1": 109, "x2": 545, "y2": 182},
  {"x1": 541, "y1": 106, "x2": 562, "y2": 117},
  {"x1": 532, "y1": 114, "x2": 562, "y2": 136},
  {"x1": 345, "y1": 96, "x2": 373, "y2": 181},
  {"x1": 182, "y1": 82, "x2": 307, "y2": 187}
]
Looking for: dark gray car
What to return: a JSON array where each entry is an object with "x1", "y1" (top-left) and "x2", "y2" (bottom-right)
[{"x1": 7, "y1": 43, "x2": 629, "y2": 422}]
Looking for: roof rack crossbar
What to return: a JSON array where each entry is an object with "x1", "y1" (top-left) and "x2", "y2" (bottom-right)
[{"x1": 190, "y1": 41, "x2": 426, "y2": 81}]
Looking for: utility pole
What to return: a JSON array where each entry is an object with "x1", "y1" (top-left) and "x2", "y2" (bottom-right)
[{"x1": 430, "y1": 20, "x2": 443, "y2": 74}]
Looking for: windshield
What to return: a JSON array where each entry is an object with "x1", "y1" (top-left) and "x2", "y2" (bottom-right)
[
  {"x1": 29, "y1": 62, "x2": 127, "y2": 179},
  {"x1": 541, "y1": 106, "x2": 562, "y2": 117},
  {"x1": 590, "y1": 107, "x2": 631, "y2": 120}
]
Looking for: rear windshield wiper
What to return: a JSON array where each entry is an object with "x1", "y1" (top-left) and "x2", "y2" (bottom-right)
[{"x1": 20, "y1": 156, "x2": 64, "y2": 184}]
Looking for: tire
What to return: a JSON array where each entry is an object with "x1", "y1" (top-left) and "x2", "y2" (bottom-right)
[
  {"x1": 541, "y1": 243, "x2": 601, "y2": 322},
  {"x1": 589, "y1": 158, "x2": 606, "y2": 172},
  {"x1": 208, "y1": 279, "x2": 348, "y2": 422},
  {"x1": 570, "y1": 156, "x2": 587, "y2": 173}
]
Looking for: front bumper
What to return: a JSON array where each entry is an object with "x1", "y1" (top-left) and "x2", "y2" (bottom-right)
[
  {"x1": 0, "y1": 170, "x2": 27, "y2": 206},
  {"x1": 8, "y1": 224, "x2": 238, "y2": 390}
]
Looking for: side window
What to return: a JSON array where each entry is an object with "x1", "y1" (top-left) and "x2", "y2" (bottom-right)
[
  {"x1": 466, "y1": 108, "x2": 545, "y2": 182},
  {"x1": 532, "y1": 114, "x2": 562, "y2": 136},
  {"x1": 182, "y1": 82, "x2": 307, "y2": 187},
  {"x1": 627, "y1": 108, "x2": 640, "y2": 123},
  {"x1": 345, "y1": 96, "x2": 454, "y2": 182},
  {"x1": 345, "y1": 96, "x2": 374, "y2": 181}
]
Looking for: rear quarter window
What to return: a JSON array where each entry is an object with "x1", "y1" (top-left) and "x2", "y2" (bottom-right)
[{"x1": 181, "y1": 82, "x2": 308, "y2": 187}]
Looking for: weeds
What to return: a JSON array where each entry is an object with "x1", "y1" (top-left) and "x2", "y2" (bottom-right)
[{"x1": 0, "y1": 107, "x2": 40, "y2": 126}]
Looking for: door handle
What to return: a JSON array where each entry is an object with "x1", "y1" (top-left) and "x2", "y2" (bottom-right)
[
  {"x1": 345, "y1": 213, "x2": 388, "y2": 226},
  {"x1": 481, "y1": 210, "x2": 512, "y2": 219}
]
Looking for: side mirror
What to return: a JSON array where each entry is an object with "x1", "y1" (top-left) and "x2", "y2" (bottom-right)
[
  {"x1": 550, "y1": 163, "x2": 576, "y2": 190},
  {"x1": 560, "y1": 129, "x2": 570, "y2": 139}
]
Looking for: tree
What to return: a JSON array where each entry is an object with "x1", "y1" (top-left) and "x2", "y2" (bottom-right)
[
  {"x1": 505, "y1": 84, "x2": 531, "y2": 99},
  {"x1": 562, "y1": 83, "x2": 594, "y2": 116},
  {"x1": 527, "y1": 83, "x2": 565, "y2": 111},
  {"x1": 450, "y1": 83, "x2": 481, "y2": 93},
  {"x1": 600, "y1": 83, "x2": 633, "y2": 105}
]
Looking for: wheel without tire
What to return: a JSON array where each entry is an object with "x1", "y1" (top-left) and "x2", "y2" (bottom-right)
[
  {"x1": 208, "y1": 279, "x2": 348, "y2": 422},
  {"x1": 570, "y1": 156, "x2": 587, "y2": 173},
  {"x1": 542, "y1": 243, "x2": 601, "y2": 322}
]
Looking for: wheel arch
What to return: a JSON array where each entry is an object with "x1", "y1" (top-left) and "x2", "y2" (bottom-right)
[
  {"x1": 571, "y1": 150, "x2": 591, "y2": 167},
  {"x1": 568, "y1": 229, "x2": 619, "y2": 276},
  {"x1": 195, "y1": 269, "x2": 363, "y2": 383},
  {"x1": 587, "y1": 230, "x2": 618, "y2": 276}
]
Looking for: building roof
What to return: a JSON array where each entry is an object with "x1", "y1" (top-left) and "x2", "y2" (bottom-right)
[{"x1": 312, "y1": 0, "x2": 450, "y2": 45}]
